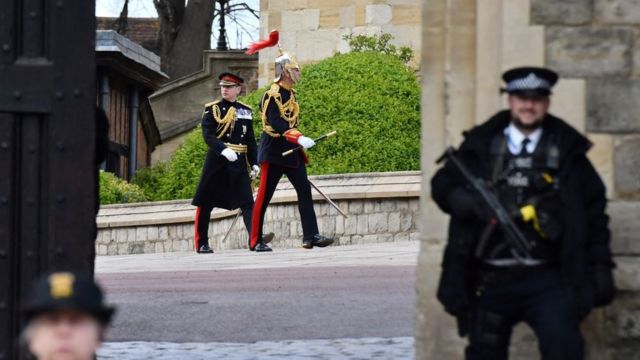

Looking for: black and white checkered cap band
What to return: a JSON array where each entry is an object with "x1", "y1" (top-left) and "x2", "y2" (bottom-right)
[{"x1": 505, "y1": 72, "x2": 551, "y2": 92}]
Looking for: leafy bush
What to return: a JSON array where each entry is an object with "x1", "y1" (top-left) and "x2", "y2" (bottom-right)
[
  {"x1": 99, "y1": 171, "x2": 148, "y2": 205},
  {"x1": 242, "y1": 51, "x2": 420, "y2": 175},
  {"x1": 342, "y1": 33, "x2": 414, "y2": 64},
  {"x1": 135, "y1": 49, "x2": 420, "y2": 200},
  {"x1": 131, "y1": 160, "x2": 170, "y2": 200},
  {"x1": 131, "y1": 128, "x2": 207, "y2": 201}
]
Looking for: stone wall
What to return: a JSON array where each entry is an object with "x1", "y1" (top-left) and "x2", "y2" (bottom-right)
[
  {"x1": 533, "y1": 0, "x2": 640, "y2": 200},
  {"x1": 418, "y1": 0, "x2": 640, "y2": 359},
  {"x1": 257, "y1": 0, "x2": 421, "y2": 86},
  {"x1": 96, "y1": 172, "x2": 420, "y2": 255}
]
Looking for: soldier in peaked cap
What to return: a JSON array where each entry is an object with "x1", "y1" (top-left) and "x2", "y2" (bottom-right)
[
  {"x1": 431, "y1": 66, "x2": 615, "y2": 360},
  {"x1": 21, "y1": 271, "x2": 115, "y2": 360},
  {"x1": 192, "y1": 72, "x2": 274, "y2": 253}
]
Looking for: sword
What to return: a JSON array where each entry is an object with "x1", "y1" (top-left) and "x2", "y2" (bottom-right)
[
  {"x1": 308, "y1": 180, "x2": 348, "y2": 218},
  {"x1": 221, "y1": 208, "x2": 244, "y2": 244},
  {"x1": 282, "y1": 130, "x2": 337, "y2": 157},
  {"x1": 221, "y1": 171, "x2": 258, "y2": 245}
]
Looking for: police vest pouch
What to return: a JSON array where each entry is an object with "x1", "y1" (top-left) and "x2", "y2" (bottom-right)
[{"x1": 482, "y1": 133, "x2": 564, "y2": 262}]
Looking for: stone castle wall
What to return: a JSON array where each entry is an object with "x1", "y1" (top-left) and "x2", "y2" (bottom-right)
[
  {"x1": 418, "y1": 0, "x2": 640, "y2": 359},
  {"x1": 257, "y1": 0, "x2": 421, "y2": 86}
]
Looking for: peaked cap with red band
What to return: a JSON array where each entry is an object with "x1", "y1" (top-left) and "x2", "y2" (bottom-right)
[{"x1": 219, "y1": 72, "x2": 244, "y2": 86}]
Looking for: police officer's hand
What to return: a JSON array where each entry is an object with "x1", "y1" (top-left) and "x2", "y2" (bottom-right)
[
  {"x1": 250, "y1": 164, "x2": 260, "y2": 178},
  {"x1": 298, "y1": 136, "x2": 316, "y2": 149},
  {"x1": 447, "y1": 187, "x2": 485, "y2": 220},
  {"x1": 221, "y1": 148, "x2": 238, "y2": 162},
  {"x1": 593, "y1": 265, "x2": 616, "y2": 307}
]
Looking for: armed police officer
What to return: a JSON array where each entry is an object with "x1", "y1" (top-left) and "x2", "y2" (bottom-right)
[
  {"x1": 245, "y1": 31, "x2": 334, "y2": 251},
  {"x1": 192, "y1": 72, "x2": 274, "y2": 253},
  {"x1": 431, "y1": 67, "x2": 615, "y2": 360}
]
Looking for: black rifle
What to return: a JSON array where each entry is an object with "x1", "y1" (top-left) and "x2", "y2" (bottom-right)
[{"x1": 436, "y1": 146, "x2": 533, "y2": 262}]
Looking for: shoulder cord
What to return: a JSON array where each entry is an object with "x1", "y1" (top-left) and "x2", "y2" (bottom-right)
[
  {"x1": 212, "y1": 105, "x2": 237, "y2": 139},
  {"x1": 260, "y1": 87, "x2": 300, "y2": 138}
]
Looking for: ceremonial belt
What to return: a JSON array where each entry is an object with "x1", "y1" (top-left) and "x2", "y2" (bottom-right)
[{"x1": 224, "y1": 143, "x2": 247, "y2": 153}]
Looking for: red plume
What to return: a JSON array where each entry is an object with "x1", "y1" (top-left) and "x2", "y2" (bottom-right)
[{"x1": 245, "y1": 30, "x2": 279, "y2": 55}]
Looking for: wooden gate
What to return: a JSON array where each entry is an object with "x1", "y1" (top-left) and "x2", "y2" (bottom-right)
[{"x1": 0, "y1": 1, "x2": 96, "y2": 358}]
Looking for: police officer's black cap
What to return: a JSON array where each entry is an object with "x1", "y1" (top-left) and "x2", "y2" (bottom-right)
[
  {"x1": 219, "y1": 72, "x2": 244, "y2": 86},
  {"x1": 23, "y1": 271, "x2": 115, "y2": 325},
  {"x1": 501, "y1": 66, "x2": 559, "y2": 97}
]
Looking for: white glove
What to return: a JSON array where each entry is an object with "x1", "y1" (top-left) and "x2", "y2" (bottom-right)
[
  {"x1": 221, "y1": 148, "x2": 238, "y2": 162},
  {"x1": 250, "y1": 165, "x2": 260, "y2": 178},
  {"x1": 297, "y1": 136, "x2": 316, "y2": 149}
]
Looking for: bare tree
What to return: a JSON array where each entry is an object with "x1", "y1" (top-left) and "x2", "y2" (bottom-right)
[
  {"x1": 152, "y1": 0, "x2": 215, "y2": 79},
  {"x1": 110, "y1": 0, "x2": 258, "y2": 78},
  {"x1": 216, "y1": 1, "x2": 259, "y2": 49},
  {"x1": 138, "y1": 0, "x2": 256, "y2": 79}
]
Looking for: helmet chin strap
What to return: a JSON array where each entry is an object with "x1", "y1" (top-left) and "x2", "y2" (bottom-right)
[{"x1": 287, "y1": 67, "x2": 301, "y2": 83}]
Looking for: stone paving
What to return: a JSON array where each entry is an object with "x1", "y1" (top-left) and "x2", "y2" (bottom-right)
[
  {"x1": 95, "y1": 241, "x2": 419, "y2": 274},
  {"x1": 98, "y1": 337, "x2": 414, "y2": 360},
  {"x1": 96, "y1": 242, "x2": 419, "y2": 359}
]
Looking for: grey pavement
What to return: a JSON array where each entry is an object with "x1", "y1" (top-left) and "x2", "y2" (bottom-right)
[
  {"x1": 95, "y1": 241, "x2": 419, "y2": 273},
  {"x1": 96, "y1": 242, "x2": 419, "y2": 359}
]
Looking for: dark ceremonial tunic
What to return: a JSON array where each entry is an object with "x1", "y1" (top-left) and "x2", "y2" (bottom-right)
[
  {"x1": 192, "y1": 99, "x2": 258, "y2": 210},
  {"x1": 250, "y1": 82, "x2": 318, "y2": 248},
  {"x1": 257, "y1": 83, "x2": 308, "y2": 168}
]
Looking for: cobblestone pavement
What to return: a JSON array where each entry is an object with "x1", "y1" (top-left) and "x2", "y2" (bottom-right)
[{"x1": 98, "y1": 337, "x2": 414, "y2": 360}]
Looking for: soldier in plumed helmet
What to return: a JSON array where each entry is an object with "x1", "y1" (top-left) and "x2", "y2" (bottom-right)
[{"x1": 245, "y1": 30, "x2": 334, "y2": 251}]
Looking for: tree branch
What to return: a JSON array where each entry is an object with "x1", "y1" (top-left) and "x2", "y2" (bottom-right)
[{"x1": 114, "y1": 0, "x2": 130, "y2": 35}]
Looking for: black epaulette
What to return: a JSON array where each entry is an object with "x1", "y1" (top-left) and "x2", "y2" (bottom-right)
[
  {"x1": 202, "y1": 100, "x2": 221, "y2": 117},
  {"x1": 204, "y1": 99, "x2": 221, "y2": 109}
]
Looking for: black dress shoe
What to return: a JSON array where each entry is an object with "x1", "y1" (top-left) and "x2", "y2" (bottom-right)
[
  {"x1": 198, "y1": 244, "x2": 214, "y2": 254},
  {"x1": 249, "y1": 233, "x2": 276, "y2": 250},
  {"x1": 302, "y1": 234, "x2": 334, "y2": 249},
  {"x1": 254, "y1": 242, "x2": 273, "y2": 252}
]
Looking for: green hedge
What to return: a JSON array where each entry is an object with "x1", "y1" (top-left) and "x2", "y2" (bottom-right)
[
  {"x1": 288, "y1": 51, "x2": 420, "y2": 174},
  {"x1": 134, "y1": 50, "x2": 420, "y2": 201},
  {"x1": 243, "y1": 51, "x2": 420, "y2": 174},
  {"x1": 133, "y1": 129, "x2": 207, "y2": 201},
  {"x1": 99, "y1": 171, "x2": 148, "y2": 205}
]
